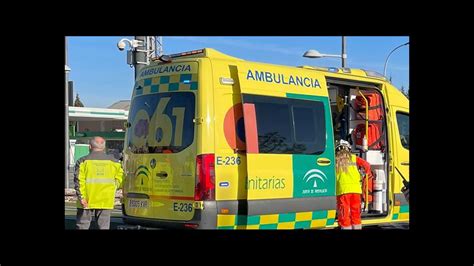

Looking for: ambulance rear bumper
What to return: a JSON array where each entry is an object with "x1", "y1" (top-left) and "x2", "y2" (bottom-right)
[{"x1": 121, "y1": 201, "x2": 217, "y2": 229}]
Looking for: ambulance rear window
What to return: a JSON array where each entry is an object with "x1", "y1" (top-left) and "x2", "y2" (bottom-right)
[{"x1": 126, "y1": 92, "x2": 195, "y2": 154}]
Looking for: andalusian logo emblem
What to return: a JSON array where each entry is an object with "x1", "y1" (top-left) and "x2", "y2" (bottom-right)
[
  {"x1": 135, "y1": 165, "x2": 151, "y2": 186},
  {"x1": 303, "y1": 169, "x2": 328, "y2": 188}
]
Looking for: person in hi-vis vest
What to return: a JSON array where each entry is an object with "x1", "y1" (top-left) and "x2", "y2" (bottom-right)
[
  {"x1": 74, "y1": 137, "x2": 124, "y2": 230},
  {"x1": 335, "y1": 139, "x2": 372, "y2": 230}
]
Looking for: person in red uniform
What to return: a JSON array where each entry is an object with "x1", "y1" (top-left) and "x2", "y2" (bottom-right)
[{"x1": 335, "y1": 140, "x2": 372, "y2": 230}]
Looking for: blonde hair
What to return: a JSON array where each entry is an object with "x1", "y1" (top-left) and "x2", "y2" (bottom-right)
[{"x1": 336, "y1": 149, "x2": 352, "y2": 174}]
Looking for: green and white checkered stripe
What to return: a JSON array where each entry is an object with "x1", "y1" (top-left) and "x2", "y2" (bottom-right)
[
  {"x1": 392, "y1": 205, "x2": 409, "y2": 220},
  {"x1": 217, "y1": 209, "x2": 336, "y2": 229},
  {"x1": 134, "y1": 73, "x2": 198, "y2": 96}
]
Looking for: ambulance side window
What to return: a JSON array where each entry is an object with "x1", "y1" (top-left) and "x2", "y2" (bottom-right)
[
  {"x1": 291, "y1": 101, "x2": 326, "y2": 154},
  {"x1": 396, "y1": 112, "x2": 409, "y2": 149},
  {"x1": 248, "y1": 97, "x2": 293, "y2": 154},
  {"x1": 293, "y1": 107, "x2": 317, "y2": 142},
  {"x1": 243, "y1": 94, "x2": 326, "y2": 155}
]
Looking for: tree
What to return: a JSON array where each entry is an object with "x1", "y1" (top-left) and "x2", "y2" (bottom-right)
[{"x1": 74, "y1": 93, "x2": 84, "y2": 107}]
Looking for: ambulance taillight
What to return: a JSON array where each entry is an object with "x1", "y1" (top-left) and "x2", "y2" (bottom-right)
[{"x1": 194, "y1": 154, "x2": 215, "y2": 201}]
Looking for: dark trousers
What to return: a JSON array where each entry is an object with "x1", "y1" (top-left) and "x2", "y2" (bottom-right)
[{"x1": 76, "y1": 208, "x2": 112, "y2": 230}]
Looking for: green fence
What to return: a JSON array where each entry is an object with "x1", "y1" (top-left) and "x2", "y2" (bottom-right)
[{"x1": 74, "y1": 144, "x2": 90, "y2": 162}]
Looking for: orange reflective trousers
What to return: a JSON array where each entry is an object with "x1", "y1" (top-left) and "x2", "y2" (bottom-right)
[{"x1": 337, "y1": 193, "x2": 362, "y2": 229}]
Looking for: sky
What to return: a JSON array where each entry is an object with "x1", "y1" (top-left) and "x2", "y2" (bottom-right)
[{"x1": 68, "y1": 36, "x2": 409, "y2": 108}]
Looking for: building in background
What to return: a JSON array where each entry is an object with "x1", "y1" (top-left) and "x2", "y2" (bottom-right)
[{"x1": 68, "y1": 100, "x2": 130, "y2": 167}]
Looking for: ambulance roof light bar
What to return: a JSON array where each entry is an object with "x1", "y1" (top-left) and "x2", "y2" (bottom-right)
[
  {"x1": 297, "y1": 65, "x2": 339, "y2": 72},
  {"x1": 158, "y1": 55, "x2": 172, "y2": 63},
  {"x1": 169, "y1": 49, "x2": 204, "y2": 58},
  {"x1": 363, "y1": 70, "x2": 386, "y2": 80}
]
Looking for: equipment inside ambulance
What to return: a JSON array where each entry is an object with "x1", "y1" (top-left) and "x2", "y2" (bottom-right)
[
  {"x1": 328, "y1": 83, "x2": 388, "y2": 215},
  {"x1": 334, "y1": 94, "x2": 349, "y2": 141}
]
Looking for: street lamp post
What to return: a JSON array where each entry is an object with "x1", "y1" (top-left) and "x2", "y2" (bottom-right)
[
  {"x1": 117, "y1": 37, "x2": 145, "y2": 80},
  {"x1": 383, "y1": 42, "x2": 409, "y2": 77},
  {"x1": 303, "y1": 49, "x2": 343, "y2": 59},
  {"x1": 303, "y1": 49, "x2": 344, "y2": 68},
  {"x1": 117, "y1": 37, "x2": 160, "y2": 80},
  {"x1": 65, "y1": 38, "x2": 71, "y2": 189},
  {"x1": 304, "y1": 37, "x2": 347, "y2": 67},
  {"x1": 342, "y1": 36, "x2": 347, "y2": 68},
  {"x1": 134, "y1": 36, "x2": 147, "y2": 80}
]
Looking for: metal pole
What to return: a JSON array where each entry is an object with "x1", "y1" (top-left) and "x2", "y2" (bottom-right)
[
  {"x1": 150, "y1": 36, "x2": 156, "y2": 58},
  {"x1": 342, "y1": 36, "x2": 347, "y2": 68},
  {"x1": 383, "y1": 42, "x2": 409, "y2": 77},
  {"x1": 65, "y1": 37, "x2": 69, "y2": 189},
  {"x1": 157, "y1": 36, "x2": 163, "y2": 56},
  {"x1": 134, "y1": 36, "x2": 147, "y2": 80}
]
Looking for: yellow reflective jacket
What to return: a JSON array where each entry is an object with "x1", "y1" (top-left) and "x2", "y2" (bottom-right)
[
  {"x1": 336, "y1": 154, "x2": 363, "y2": 196},
  {"x1": 74, "y1": 151, "x2": 124, "y2": 209}
]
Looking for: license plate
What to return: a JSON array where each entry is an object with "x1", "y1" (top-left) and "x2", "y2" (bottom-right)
[{"x1": 128, "y1": 199, "x2": 149, "y2": 208}]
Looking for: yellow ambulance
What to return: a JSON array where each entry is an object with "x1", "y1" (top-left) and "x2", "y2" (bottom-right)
[{"x1": 121, "y1": 48, "x2": 409, "y2": 229}]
